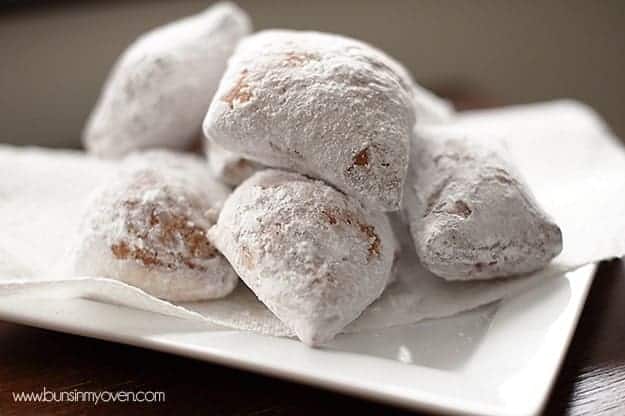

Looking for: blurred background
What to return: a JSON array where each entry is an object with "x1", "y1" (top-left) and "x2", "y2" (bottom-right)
[{"x1": 0, "y1": 0, "x2": 623, "y2": 148}]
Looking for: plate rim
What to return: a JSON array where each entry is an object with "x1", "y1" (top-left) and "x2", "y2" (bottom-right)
[{"x1": 0, "y1": 264, "x2": 598, "y2": 416}]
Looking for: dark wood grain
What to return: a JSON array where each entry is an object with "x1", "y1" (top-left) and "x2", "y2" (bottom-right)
[
  {"x1": 545, "y1": 259, "x2": 625, "y2": 416},
  {"x1": 0, "y1": 259, "x2": 623, "y2": 415}
]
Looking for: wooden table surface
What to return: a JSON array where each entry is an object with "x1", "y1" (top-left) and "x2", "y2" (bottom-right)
[{"x1": 0, "y1": 259, "x2": 622, "y2": 415}]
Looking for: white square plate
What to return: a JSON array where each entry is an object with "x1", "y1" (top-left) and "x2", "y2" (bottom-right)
[{"x1": 0, "y1": 264, "x2": 595, "y2": 416}]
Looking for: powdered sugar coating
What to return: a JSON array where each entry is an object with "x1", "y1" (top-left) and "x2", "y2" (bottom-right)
[
  {"x1": 84, "y1": 2, "x2": 251, "y2": 158},
  {"x1": 403, "y1": 126, "x2": 563, "y2": 280},
  {"x1": 208, "y1": 170, "x2": 397, "y2": 346},
  {"x1": 68, "y1": 150, "x2": 238, "y2": 301},
  {"x1": 206, "y1": 141, "x2": 263, "y2": 186},
  {"x1": 203, "y1": 30, "x2": 416, "y2": 211}
]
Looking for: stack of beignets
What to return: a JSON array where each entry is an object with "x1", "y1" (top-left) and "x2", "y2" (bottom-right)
[{"x1": 73, "y1": 2, "x2": 562, "y2": 346}]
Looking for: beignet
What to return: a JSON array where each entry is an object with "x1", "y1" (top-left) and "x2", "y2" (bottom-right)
[
  {"x1": 68, "y1": 151, "x2": 238, "y2": 301},
  {"x1": 208, "y1": 170, "x2": 397, "y2": 345},
  {"x1": 203, "y1": 30, "x2": 417, "y2": 211},
  {"x1": 403, "y1": 126, "x2": 563, "y2": 280},
  {"x1": 84, "y1": 2, "x2": 251, "y2": 158}
]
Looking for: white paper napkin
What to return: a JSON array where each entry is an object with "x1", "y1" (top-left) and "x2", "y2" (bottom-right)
[{"x1": 1, "y1": 100, "x2": 624, "y2": 338}]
